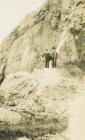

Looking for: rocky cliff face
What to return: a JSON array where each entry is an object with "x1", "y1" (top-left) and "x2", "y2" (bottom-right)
[
  {"x1": 0, "y1": 0, "x2": 85, "y2": 140},
  {"x1": 0, "y1": 0, "x2": 85, "y2": 76}
]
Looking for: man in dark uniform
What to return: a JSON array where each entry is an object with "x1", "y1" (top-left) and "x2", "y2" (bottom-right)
[
  {"x1": 42, "y1": 49, "x2": 50, "y2": 68},
  {"x1": 51, "y1": 47, "x2": 60, "y2": 68}
]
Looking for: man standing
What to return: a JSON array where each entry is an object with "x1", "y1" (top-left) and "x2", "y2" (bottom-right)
[
  {"x1": 51, "y1": 47, "x2": 60, "y2": 68},
  {"x1": 42, "y1": 49, "x2": 50, "y2": 68}
]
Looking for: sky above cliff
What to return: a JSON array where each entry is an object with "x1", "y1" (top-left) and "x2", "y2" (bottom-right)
[{"x1": 0, "y1": 0, "x2": 46, "y2": 42}]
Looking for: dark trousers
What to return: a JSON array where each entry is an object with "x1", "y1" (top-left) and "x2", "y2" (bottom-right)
[
  {"x1": 45, "y1": 60, "x2": 49, "y2": 68},
  {"x1": 52, "y1": 60, "x2": 57, "y2": 68}
]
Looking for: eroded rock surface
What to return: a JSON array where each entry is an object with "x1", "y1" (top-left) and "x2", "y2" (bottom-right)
[
  {"x1": 0, "y1": 69, "x2": 84, "y2": 139},
  {"x1": 0, "y1": 0, "x2": 85, "y2": 76},
  {"x1": 0, "y1": 0, "x2": 85, "y2": 140}
]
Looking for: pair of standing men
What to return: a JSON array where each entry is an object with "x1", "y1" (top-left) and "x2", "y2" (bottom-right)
[{"x1": 43, "y1": 47, "x2": 60, "y2": 68}]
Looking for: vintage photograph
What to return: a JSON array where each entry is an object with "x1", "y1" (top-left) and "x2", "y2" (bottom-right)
[{"x1": 0, "y1": 0, "x2": 85, "y2": 140}]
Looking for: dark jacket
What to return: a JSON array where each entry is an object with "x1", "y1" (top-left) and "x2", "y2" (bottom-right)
[
  {"x1": 42, "y1": 53, "x2": 51, "y2": 61},
  {"x1": 51, "y1": 52, "x2": 58, "y2": 60}
]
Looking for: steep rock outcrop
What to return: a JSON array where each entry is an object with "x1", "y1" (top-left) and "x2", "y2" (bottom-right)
[
  {"x1": 0, "y1": 0, "x2": 85, "y2": 139},
  {"x1": 0, "y1": 0, "x2": 85, "y2": 76}
]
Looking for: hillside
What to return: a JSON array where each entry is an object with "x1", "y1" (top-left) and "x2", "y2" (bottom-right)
[
  {"x1": 0, "y1": 0, "x2": 85, "y2": 140},
  {"x1": 0, "y1": 0, "x2": 85, "y2": 77},
  {"x1": 0, "y1": 68, "x2": 84, "y2": 140}
]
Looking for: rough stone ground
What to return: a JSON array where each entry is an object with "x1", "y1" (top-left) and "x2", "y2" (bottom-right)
[{"x1": 0, "y1": 67, "x2": 84, "y2": 140}]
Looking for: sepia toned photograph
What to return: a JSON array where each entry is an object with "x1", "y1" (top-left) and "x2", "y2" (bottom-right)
[{"x1": 0, "y1": 0, "x2": 85, "y2": 140}]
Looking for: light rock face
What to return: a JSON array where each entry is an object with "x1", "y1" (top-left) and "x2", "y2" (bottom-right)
[
  {"x1": 0, "y1": 0, "x2": 85, "y2": 139},
  {"x1": 0, "y1": 0, "x2": 85, "y2": 76},
  {"x1": 0, "y1": 108, "x2": 21, "y2": 125}
]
